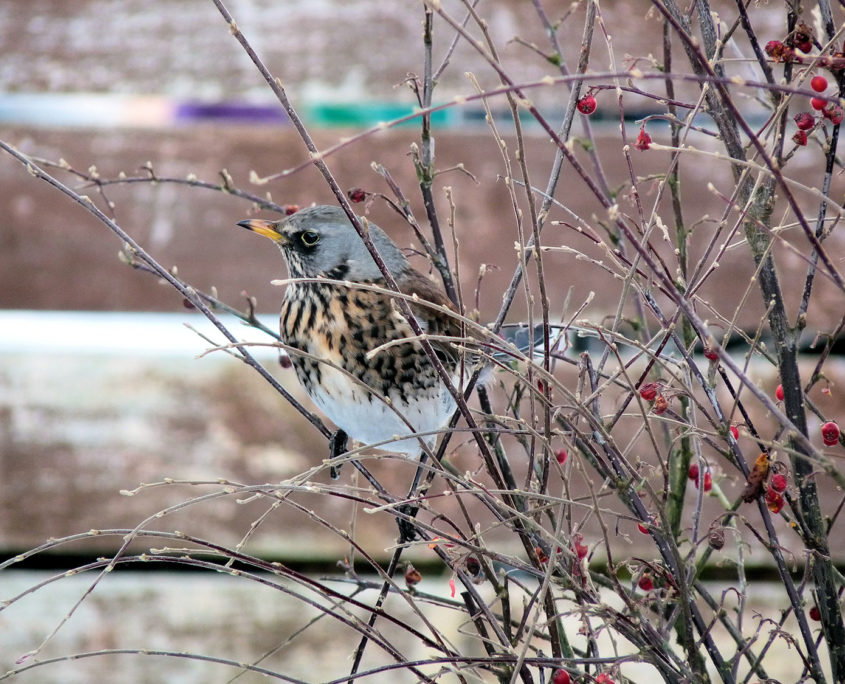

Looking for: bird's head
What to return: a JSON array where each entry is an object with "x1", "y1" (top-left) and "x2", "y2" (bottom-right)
[{"x1": 237, "y1": 205, "x2": 408, "y2": 280}]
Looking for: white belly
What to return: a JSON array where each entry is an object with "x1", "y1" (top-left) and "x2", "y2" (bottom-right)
[{"x1": 308, "y1": 365, "x2": 458, "y2": 456}]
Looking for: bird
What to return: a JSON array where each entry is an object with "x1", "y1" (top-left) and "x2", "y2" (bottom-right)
[{"x1": 237, "y1": 205, "x2": 467, "y2": 459}]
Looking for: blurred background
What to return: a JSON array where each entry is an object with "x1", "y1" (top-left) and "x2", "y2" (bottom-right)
[{"x1": 1, "y1": 1, "x2": 843, "y2": 681}]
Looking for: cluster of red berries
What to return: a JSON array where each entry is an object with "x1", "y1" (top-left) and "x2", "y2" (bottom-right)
[
  {"x1": 775, "y1": 385, "x2": 840, "y2": 447},
  {"x1": 553, "y1": 672, "x2": 615, "y2": 684},
  {"x1": 639, "y1": 382, "x2": 670, "y2": 414},
  {"x1": 688, "y1": 463, "x2": 713, "y2": 491},
  {"x1": 793, "y1": 73, "x2": 843, "y2": 144},
  {"x1": 765, "y1": 22, "x2": 815, "y2": 61},
  {"x1": 765, "y1": 40, "x2": 796, "y2": 63}
]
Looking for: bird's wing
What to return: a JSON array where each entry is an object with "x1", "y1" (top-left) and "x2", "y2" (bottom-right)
[{"x1": 394, "y1": 269, "x2": 464, "y2": 364}]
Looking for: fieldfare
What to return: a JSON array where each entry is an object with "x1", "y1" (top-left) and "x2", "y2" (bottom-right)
[{"x1": 238, "y1": 205, "x2": 468, "y2": 459}]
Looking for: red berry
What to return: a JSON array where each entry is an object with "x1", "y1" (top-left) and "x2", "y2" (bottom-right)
[
  {"x1": 596, "y1": 675, "x2": 615, "y2": 684},
  {"x1": 688, "y1": 463, "x2": 700, "y2": 481},
  {"x1": 811, "y1": 97, "x2": 827, "y2": 110},
  {"x1": 283, "y1": 204, "x2": 300, "y2": 215},
  {"x1": 555, "y1": 449, "x2": 568, "y2": 465},
  {"x1": 775, "y1": 384, "x2": 784, "y2": 401},
  {"x1": 634, "y1": 126, "x2": 652, "y2": 150},
  {"x1": 810, "y1": 606, "x2": 821, "y2": 621},
  {"x1": 730, "y1": 425, "x2": 739, "y2": 440},
  {"x1": 822, "y1": 421, "x2": 840, "y2": 446},
  {"x1": 770, "y1": 473, "x2": 787, "y2": 492},
  {"x1": 552, "y1": 670, "x2": 571, "y2": 684},
  {"x1": 639, "y1": 382, "x2": 659, "y2": 401},
  {"x1": 577, "y1": 95, "x2": 597, "y2": 115},
  {"x1": 811, "y1": 75, "x2": 828, "y2": 92},
  {"x1": 638, "y1": 574, "x2": 654, "y2": 591},
  {"x1": 701, "y1": 471, "x2": 713, "y2": 492},
  {"x1": 653, "y1": 393, "x2": 669, "y2": 415},
  {"x1": 795, "y1": 39, "x2": 813, "y2": 54},
  {"x1": 637, "y1": 520, "x2": 650, "y2": 534},
  {"x1": 279, "y1": 354, "x2": 293, "y2": 369},
  {"x1": 824, "y1": 104, "x2": 844, "y2": 125},
  {"x1": 347, "y1": 188, "x2": 367, "y2": 203},
  {"x1": 793, "y1": 130, "x2": 808, "y2": 146},
  {"x1": 794, "y1": 112, "x2": 815, "y2": 130},
  {"x1": 703, "y1": 345, "x2": 719, "y2": 361}
]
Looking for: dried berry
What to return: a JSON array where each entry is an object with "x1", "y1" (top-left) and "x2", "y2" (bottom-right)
[
  {"x1": 405, "y1": 563, "x2": 422, "y2": 587},
  {"x1": 638, "y1": 574, "x2": 654, "y2": 591},
  {"x1": 811, "y1": 75, "x2": 829, "y2": 92},
  {"x1": 573, "y1": 533, "x2": 589, "y2": 560},
  {"x1": 555, "y1": 449, "x2": 568, "y2": 465},
  {"x1": 552, "y1": 670, "x2": 571, "y2": 684},
  {"x1": 822, "y1": 421, "x2": 840, "y2": 446},
  {"x1": 639, "y1": 382, "x2": 659, "y2": 401},
  {"x1": 535, "y1": 546, "x2": 549, "y2": 564},
  {"x1": 794, "y1": 112, "x2": 815, "y2": 130},
  {"x1": 810, "y1": 606, "x2": 821, "y2": 621},
  {"x1": 577, "y1": 94, "x2": 597, "y2": 115},
  {"x1": 708, "y1": 526, "x2": 726, "y2": 550},
  {"x1": 793, "y1": 130, "x2": 808, "y2": 146},
  {"x1": 283, "y1": 204, "x2": 300, "y2": 215},
  {"x1": 775, "y1": 384, "x2": 785, "y2": 401},
  {"x1": 765, "y1": 40, "x2": 786, "y2": 60},
  {"x1": 347, "y1": 188, "x2": 367, "y2": 203},
  {"x1": 770, "y1": 472, "x2": 787, "y2": 492},
  {"x1": 466, "y1": 556, "x2": 483, "y2": 578},
  {"x1": 279, "y1": 353, "x2": 293, "y2": 369},
  {"x1": 794, "y1": 23, "x2": 814, "y2": 54},
  {"x1": 653, "y1": 393, "x2": 669, "y2": 415},
  {"x1": 766, "y1": 489, "x2": 785, "y2": 513},
  {"x1": 634, "y1": 126, "x2": 652, "y2": 150},
  {"x1": 824, "y1": 104, "x2": 844, "y2": 125},
  {"x1": 764, "y1": 40, "x2": 794, "y2": 62}
]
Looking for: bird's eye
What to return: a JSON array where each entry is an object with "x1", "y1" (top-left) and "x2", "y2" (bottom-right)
[{"x1": 300, "y1": 230, "x2": 320, "y2": 247}]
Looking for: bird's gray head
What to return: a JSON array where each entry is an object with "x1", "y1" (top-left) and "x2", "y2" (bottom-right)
[{"x1": 237, "y1": 205, "x2": 409, "y2": 280}]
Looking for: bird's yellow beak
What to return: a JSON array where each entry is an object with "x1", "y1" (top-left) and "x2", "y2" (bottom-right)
[{"x1": 236, "y1": 219, "x2": 287, "y2": 244}]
